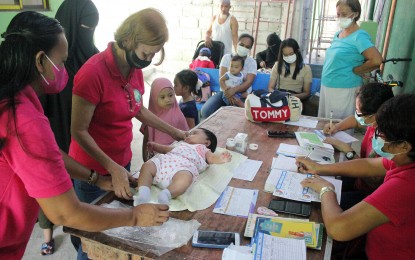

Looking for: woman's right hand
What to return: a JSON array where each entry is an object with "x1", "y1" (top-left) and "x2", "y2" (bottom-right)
[
  {"x1": 296, "y1": 157, "x2": 320, "y2": 174},
  {"x1": 132, "y1": 204, "x2": 170, "y2": 226},
  {"x1": 260, "y1": 61, "x2": 266, "y2": 68},
  {"x1": 323, "y1": 122, "x2": 338, "y2": 135},
  {"x1": 109, "y1": 163, "x2": 133, "y2": 200}
]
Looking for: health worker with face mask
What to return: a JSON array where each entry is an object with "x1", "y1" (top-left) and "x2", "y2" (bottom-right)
[
  {"x1": 69, "y1": 9, "x2": 184, "y2": 258},
  {"x1": 321, "y1": 83, "x2": 394, "y2": 210},
  {"x1": 201, "y1": 33, "x2": 257, "y2": 118},
  {"x1": 318, "y1": 0, "x2": 383, "y2": 122},
  {"x1": 296, "y1": 94, "x2": 415, "y2": 259},
  {"x1": 267, "y1": 38, "x2": 312, "y2": 101}
]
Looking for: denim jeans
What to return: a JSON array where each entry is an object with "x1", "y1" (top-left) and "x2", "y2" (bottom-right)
[
  {"x1": 201, "y1": 92, "x2": 226, "y2": 118},
  {"x1": 72, "y1": 163, "x2": 131, "y2": 260}
]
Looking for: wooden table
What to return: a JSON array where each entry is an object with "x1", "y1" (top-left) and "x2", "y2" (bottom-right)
[{"x1": 64, "y1": 106, "x2": 332, "y2": 259}]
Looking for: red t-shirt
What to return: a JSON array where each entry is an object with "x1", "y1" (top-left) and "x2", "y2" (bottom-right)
[
  {"x1": 364, "y1": 158, "x2": 415, "y2": 259},
  {"x1": 360, "y1": 126, "x2": 376, "y2": 158},
  {"x1": 0, "y1": 86, "x2": 73, "y2": 259},
  {"x1": 355, "y1": 126, "x2": 380, "y2": 192},
  {"x1": 70, "y1": 42, "x2": 144, "y2": 174},
  {"x1": 189, "y1": 57, "x2": 215, "y2": 70}
]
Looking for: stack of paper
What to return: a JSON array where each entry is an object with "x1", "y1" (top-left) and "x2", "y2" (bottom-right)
[
  {"x1": 276, "y1": 143, "x2": 334, "y2": 163},
  {"x1": 295, "y1": 132, "x2": 334, "y2": 159}
]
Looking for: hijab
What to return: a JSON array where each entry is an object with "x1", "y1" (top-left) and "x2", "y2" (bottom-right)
[
  {"x1": 146, "y1": 78, "x2": 189, "y2": 145},
  {"x1": 55, "y1": 0, "x2": 99, "y2": 77}
]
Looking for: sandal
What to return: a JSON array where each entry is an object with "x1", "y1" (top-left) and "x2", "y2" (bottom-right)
[{"x1": 40, "y1": 239, "x2": 55, "y2": 255}]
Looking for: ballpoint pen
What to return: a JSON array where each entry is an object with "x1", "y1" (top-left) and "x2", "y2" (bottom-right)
[
  {"x1": 298, "y1": 150, "x2": 313, "y2": 171},
  {"x1": 329, "y1": 110, "x2": 333, "y2": 135}
]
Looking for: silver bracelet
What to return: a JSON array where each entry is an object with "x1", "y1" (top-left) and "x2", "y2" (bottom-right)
[{"x1": 319, "y1": 186, "x2": 336, "y2": 200}]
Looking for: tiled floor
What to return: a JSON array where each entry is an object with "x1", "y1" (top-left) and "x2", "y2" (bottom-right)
[{"x1": 22, "y1": 70, "x2": 365, "y2": 259}]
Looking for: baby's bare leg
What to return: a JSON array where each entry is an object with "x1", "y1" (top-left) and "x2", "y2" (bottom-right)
[
  {"x1": 168, "y1": 171, "x2": 193, "y2": 198},
  {"x1": 134, "y1": 161, "x2": 157, "y2": 206}
]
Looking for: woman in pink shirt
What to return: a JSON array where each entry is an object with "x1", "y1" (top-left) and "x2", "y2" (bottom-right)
[{"x1": 0, "y1": 11, "x2": 169, "y2": 260}]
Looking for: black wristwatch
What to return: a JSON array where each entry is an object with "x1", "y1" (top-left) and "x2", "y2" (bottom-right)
[{"x1": 345, "y1": 151, "x2": 356, "y2": 160}]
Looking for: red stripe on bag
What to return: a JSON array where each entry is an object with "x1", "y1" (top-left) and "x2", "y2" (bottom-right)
[{"x1": 251, "y1": 106, "x2": 291, "y2": 122}]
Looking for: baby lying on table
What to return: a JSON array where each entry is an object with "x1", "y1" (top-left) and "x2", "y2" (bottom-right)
[{"x1": 134, "y1": 128, "x2": 232, "y2": 205}]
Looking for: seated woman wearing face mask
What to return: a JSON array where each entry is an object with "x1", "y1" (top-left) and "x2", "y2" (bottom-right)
[
  {"x1": 322, "y1": 83, "x2": 394, "y2": 210},
  {"x1": 296, "y1": 94, "x2": 415, "y2": 259},
  {"x1": 201, "y1": 33, "x2": 257, "y2": 119},
  {"x1": 267, "y1": 38, "x2": 312, "y2": 101}
]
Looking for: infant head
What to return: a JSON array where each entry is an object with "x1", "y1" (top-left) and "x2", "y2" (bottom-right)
[
  {"x1": 230, "y1": 55, "x2": 244, "y2": 76},
  {"x1": 184, "y1": 128, "x2": 217, "y2": 152}
]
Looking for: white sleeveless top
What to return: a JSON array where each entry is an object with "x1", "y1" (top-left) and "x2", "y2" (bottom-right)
[{"x1": 212, "y1": 14, "x2": 233, "y2": 55}]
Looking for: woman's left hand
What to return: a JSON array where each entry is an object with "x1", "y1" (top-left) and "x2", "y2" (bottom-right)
[{"x1": 300, "y1": 174, "x2": 334, "y2": 193}]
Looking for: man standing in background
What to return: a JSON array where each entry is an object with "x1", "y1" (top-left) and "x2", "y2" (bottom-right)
[{"x1": 205, "y1": 0, "x2": 238, "y2": 55}]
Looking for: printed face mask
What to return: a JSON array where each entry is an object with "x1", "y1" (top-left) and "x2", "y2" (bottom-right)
[
  {"x1": 283, "y1": 54, "x2": 297, "y2": 64},
  {"x1": 236, "y1": 45, "x2": 250, "y2": 57},
  {"x1": 354, "y1": 111, "x2": 373, "y2": 126},
  {"x1": 40, "y1": 54, "x2": 68, "y2": 94},
  {"x1": 372, "y1": 136, "x2": 402, "y2": 160},
  {"x1": 125, "y1": 50, "x2": 152, "y2": 69}
]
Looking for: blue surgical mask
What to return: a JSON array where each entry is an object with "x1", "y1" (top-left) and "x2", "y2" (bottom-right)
[
  {"x1": 372, "y1": 136, "x2": 398, "y2": 160},
  {"x1": 354, "y1": 111, "x2": 373, "y2": 126}
]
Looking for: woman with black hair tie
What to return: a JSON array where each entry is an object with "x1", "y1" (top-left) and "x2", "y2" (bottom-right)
[
  {"x1": 296, "y1": 94, "x2": 415, "y2": 259},
  {"x1": 267, "y1": 38, "x2": 312, "y2": 101}
]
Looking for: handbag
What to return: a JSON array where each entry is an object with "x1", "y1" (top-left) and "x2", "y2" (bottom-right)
[{"x1": 245, "y1": 89, "x2": 302, "y2": 123}]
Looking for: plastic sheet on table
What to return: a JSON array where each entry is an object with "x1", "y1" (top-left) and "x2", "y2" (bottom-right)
[{"x1": 101, "y1": 200, "x2": 200, "y2": 256}]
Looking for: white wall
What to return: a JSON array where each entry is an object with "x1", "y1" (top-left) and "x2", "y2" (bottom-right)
[{"x1": 93, "y1": 0, "x2": 312, "y2": 74}]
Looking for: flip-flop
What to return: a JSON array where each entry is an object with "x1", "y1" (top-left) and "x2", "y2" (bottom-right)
[{"x1": 40, "y1": 239, "x2": 55, "y2": 255}]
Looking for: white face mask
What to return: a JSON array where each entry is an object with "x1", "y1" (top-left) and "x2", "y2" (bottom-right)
[
  {"x1": 337, "y1": 14, "x2": 355, "y2": 29},
  {"x1": 236, "y1": 45, "x2": 250, "y2": 57},
  {"x1": 283, "y1": 54, "x2": 296, "y2": 64}
]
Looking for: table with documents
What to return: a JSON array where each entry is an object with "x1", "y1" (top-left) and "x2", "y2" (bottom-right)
[{"x1": 64, "y1": 106, "x2": 336, "y2": 259}]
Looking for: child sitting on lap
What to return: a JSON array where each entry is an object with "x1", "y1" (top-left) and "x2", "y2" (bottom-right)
[
  {"x1": 220, "y1": 55, "x2": 245, "y2": 107},
  {"x1": 134, "y1": 128, "x2": 231, "y2": 205}
]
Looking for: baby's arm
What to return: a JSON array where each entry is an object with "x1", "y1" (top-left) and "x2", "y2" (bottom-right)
[
  {"x1": 148, "y1": 141, "x2": 174, "y2": 154},
  {"x1": 219, "y1": 73, "x2": 230, "y2": 91},
  {"x1": 206, "y1": 150, "x2": 232, "y2": 164}
]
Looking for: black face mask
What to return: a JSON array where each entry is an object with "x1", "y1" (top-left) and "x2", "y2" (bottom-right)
[{"x1": 125, "y1": 50, "x2": 152, "y2": 69}]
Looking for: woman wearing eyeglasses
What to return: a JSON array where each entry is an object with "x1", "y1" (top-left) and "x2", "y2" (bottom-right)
[
  {"x1": 320, "y1": 83, "x2": 394, "y2": 210},
  {"x1": 69, "y1": 10, "x2": 184, "y2": 208},
  {"x1": 296, "y1": 94, "x2": 415, "y2": 259}
]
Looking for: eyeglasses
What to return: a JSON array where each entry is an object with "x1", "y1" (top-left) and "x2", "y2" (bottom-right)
[
  {"x1": 374, "y1": 127, "x2": 403, "y2": 144},
  {"x1": 355, "y1": 110, "x2": 373, "y2": 118},
  {"x1": 123, "y1": 83, "x2": 136, "y2": 113}
]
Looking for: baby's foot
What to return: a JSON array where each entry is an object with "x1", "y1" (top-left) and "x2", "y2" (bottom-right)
[
  {"x1": 157, "y1": 189, "x2": 172, "y2": 205},
  {"x1": 133, "y1": 186, "x2": 151, "y2": 206}
]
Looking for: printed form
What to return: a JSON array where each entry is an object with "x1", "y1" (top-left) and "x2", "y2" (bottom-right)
[{"x1": 213, "y1": 187, "x2": 258, "y2": 218}]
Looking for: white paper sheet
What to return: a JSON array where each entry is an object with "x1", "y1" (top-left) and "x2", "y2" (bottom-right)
[
  {"x1": 223, "y1": 245, "x2": 253, "y2": 260},
  {"x1": 254, "y1": 233, "x2": 306, "y2": 260},
  {"x1": 267, "y1": 169, "x2": 342, "y2": 203},
  {"x1": 271, "y1": 155, "x2": 298, "y2": 172},
  {"x1": 315, "y1": 130, "x2": 359, "y2": 144},
  {"x1": 284, "y1": 118, "x2": 318, "y2": 128},
  {"x1": 233, "y1": 159, "x2": 263, "y2": 181},
  {"x1": 213, "y1": 187, "x2": 258, "y2": 218}
]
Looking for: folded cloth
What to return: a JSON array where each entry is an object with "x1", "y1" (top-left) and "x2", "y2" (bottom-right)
[{"x1": 134, "y1": 148, "x2": 247, "y2": 212}]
